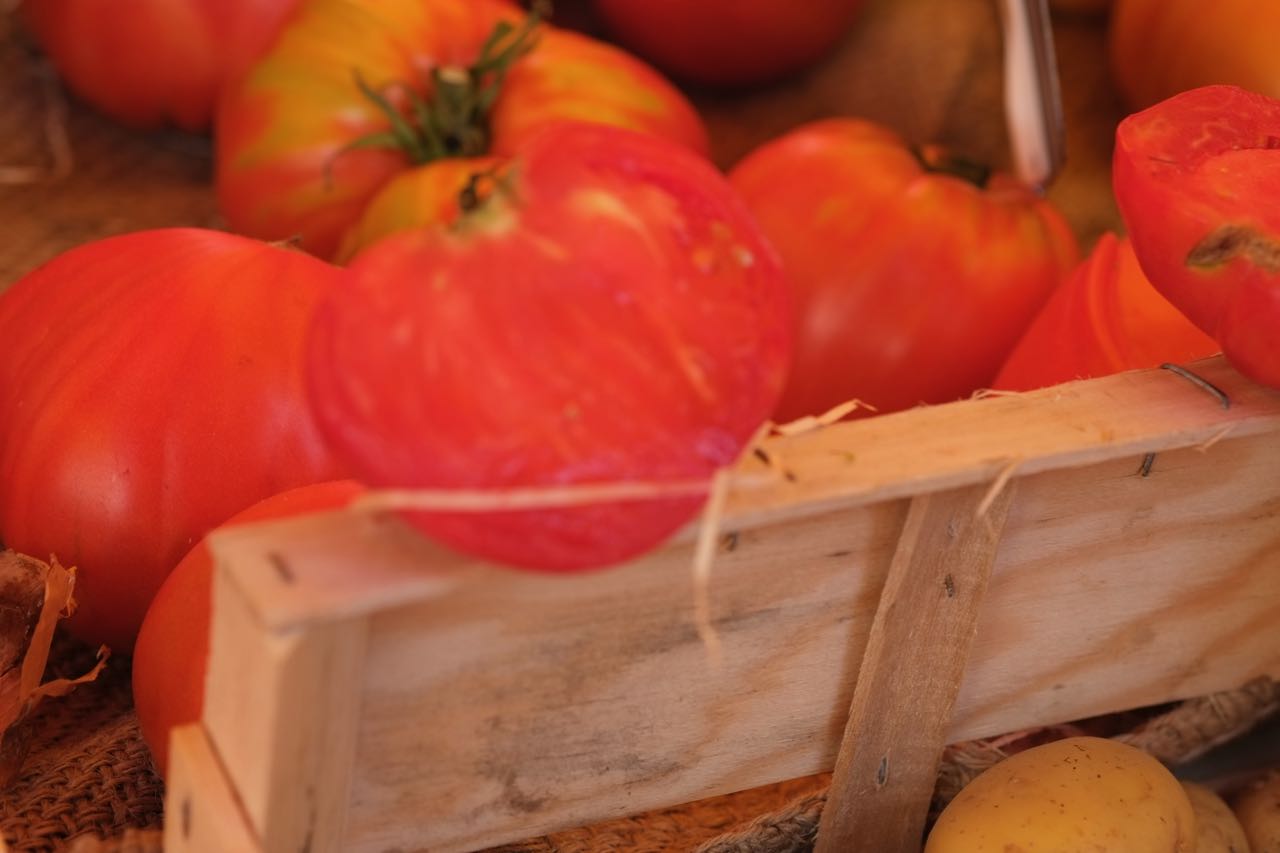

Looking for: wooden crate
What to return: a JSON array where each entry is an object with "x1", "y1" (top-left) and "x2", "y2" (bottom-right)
[{"x1": 162, "y1": 355, "x2": 1280, "y2": 853}]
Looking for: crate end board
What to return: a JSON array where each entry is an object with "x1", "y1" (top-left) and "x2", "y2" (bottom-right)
[
  {"x1": 187, "y1": 358, "x2": 1280, "y2": 852},
  {"x1": 208, "y1": 355, "x2": 1280, "y2": 634}
]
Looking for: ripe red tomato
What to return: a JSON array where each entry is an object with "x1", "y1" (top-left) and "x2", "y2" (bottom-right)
[
  {"x1": 1113, "y1": 85, "x2": 1280, "y2": 390},
  {"x1": 994, "y1": 233, "x2": 1219, "y2": 391},
  {"x1": 216, "y1": 0, "x2": 708, "y2": 260},
  {"x1": 592, "y1": 0, "x2": 865, "y2": 88},
  {"x1": 133, "y1": 480, "x2": 364, "y2": 777},
  {"x1": 728, "y1": 118, "x2": 1079, "y2": 422},
  {"x1": 307, "y1": 121, "x2": 790, "y2": 571},
  {"x1": 21, "y1": 0, "x2": 300, "y2": 131},
  {"x1": 0, "y1": 229, "x2": 349, "y2": 651},
  {"x1": 1110, "y1": 0, "x2": 1280, "y2": 110}
]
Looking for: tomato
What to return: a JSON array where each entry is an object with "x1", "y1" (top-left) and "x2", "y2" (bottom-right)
[
  {"x1": 727, "y1": 118, "x2": 1078, "y2": 422},
  {"x1": 592, "y1": 0, "x2": 865, "y2": 88},
  {"x1": 216, "y1": 0, "x2": 708, "y2": 260},
  {"x1": 1110, "y1": 0, "x2": 1280, "y2": 110},
  {"x1": 21, "y1": 0, "x2": 300, "y2": 131},
  {"x1": 994, "y1": 233, "x2": 1219, "y2": 391},
  {"x1": 133, "y1": 480, "x2": 363, "y2": 777},
  {"x1": 307, "y1": 121, "x2": 790, "y2": 571},
  {"x1": 0, "y1": 229, "x2": 349, "y2": 651},
  {"x1": 1113, "y1": 85, "x2": 1280, "y2": 390}
]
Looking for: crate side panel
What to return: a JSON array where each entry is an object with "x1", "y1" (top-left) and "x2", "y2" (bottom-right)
[
  {"x1": 953, "y1": 433, "x2": 1280, "y2": 738},
  {"x1": 334, "y1": 433, "x2": 1278, "y2": 852},
  {"x1": 344, "y1": 501, "x2": 908, "y2": 853}
]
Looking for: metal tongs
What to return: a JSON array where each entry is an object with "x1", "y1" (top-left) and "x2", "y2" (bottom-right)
[{"x1": 997, "y1": 0, "x2": 1066, "y2": 191}]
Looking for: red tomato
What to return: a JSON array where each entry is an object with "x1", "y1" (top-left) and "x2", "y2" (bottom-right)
[
  {"x1": 133, "y1": 480, "x2": 364, "y2": 777},
  {"x1": 592, "y1": 0, "x2": 865, "y2": 88},
  {"x1": 728, "y1": 118, "x2": 1079, "y2": 421},
  {"x1": 1113, "y1": 85, "x2": 1280, "y2": 390},
  {"x1": 994, "y1": 233, "x2": 1219, "y2": 391},
  {"x1": 1110, "y1": 0, "x2": 1280, "y2": 110},
  {"x1": 307, "y1": 122, "x2": 790, "y2": 571},
  {"x1": 0, "y1": 229, "x2": 349, "y2": 651},
  {"x1": 216, "y1": 0, "x2": 708, "y2": 260},
  {"x1": 22, "y1": 0, "x2": 300, "y2": 131}
]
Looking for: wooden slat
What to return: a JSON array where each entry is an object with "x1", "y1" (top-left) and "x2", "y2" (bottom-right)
[
  {"x1": 198, "y1": 560, "x2": 370, "y2": 853},
  {"x1": 814, "y1": 481, "x2": 1015, "y2": 853},
  {"x1": 164, "y1": 725, "x2": 264, "y2": 853},
  {"x1": 219, "y1": 357, "x2": 1280, "y2": 633}
]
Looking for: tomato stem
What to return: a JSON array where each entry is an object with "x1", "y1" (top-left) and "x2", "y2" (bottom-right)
[
  {"x1": 343, "y1": 3, "x2": 548, "y2": 165},
  {"x1": 911, "y1": 144, "x2": 991, "y2": 189}
]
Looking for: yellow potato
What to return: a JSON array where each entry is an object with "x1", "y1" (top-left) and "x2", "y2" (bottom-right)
[
  {"x1": 925, "y1": 736, "x2": 1196, "y2": 852},
  {"x1": 1235, "y1": 771, "x2": 1280, "y2": 853},
  {"x1": 1182, "y1": 781, "x2": 1250, "y2": 853}
]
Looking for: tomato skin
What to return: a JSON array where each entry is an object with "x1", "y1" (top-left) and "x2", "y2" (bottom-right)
[
  {"x1": 1110, "y1": 0, "x2": 1280, "y2": 110},
  {"x1": 0, "y1": 229, "x2": 350, "y2": 651},
  {"x1": 133, "y1": 480, "x2": 363, "y2": 777},
  {"x1": 994, "y1": 234, "x2": 1218, "y2": 391},
  {"x1": 592, "y1": 0, "x2": 865, "y2": 88},
  {"x1": 216, "y1": 0, "x2": 708, "y2": 260},
  {"x1": 307, "y1": 122, "x2": 790, "y2": 571},
  {"x1": 728, "y1": 118, "x2": 1078, "y2": 421},
  {"x1": 22, "y1": 0, "x2": 300, "y2": 131},
  {"x1": 1113, "y1": 85, "x2": 1280, "y2": 390}
]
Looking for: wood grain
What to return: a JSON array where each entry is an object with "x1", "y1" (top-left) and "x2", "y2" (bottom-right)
[
  {"x1": 814, "y1": 482, "x2": 1015, "y2": 853},
  {"x1": 197, "y1": 558, "x2": 370, "y2": 853},
  {"x1": 190, "y1": 360, "x2": 1280, "y2": 852},
  {"x1": 164, "y1": 726, "x2": 262, "y2": 853}
]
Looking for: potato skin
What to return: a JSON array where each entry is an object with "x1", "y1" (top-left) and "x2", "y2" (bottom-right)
[
  {"x1": 925, "y1": 736, "x2": 1196, "y2": 852},
  {"x1": 1182, "y1": 781, "x2": 1251, "y2": 853},
  {"x1": 1235, "y1": 770, "x2": 1280, "y2": 853}
]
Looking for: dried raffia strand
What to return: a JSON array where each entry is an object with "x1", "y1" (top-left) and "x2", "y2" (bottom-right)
[
  {"x1": 0, "y1": 552, "x2": 108, "y2": 785},
  {"x1": 974, "y1": 458, "x2": 1021, "y2": 519},
  {"x1": 691, "y1": 468, "x2": 732, "y2": 667}
]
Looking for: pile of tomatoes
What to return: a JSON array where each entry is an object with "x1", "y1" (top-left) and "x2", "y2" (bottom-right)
[{"x1": 2, "y1": 0, "x2": 1277, "y2": 779}]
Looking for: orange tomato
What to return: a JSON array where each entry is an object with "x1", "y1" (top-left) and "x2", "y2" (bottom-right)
[
  {"x1": 1110, "y1": 0, "x2": 1280, "y2": 109},
  {"x1": 729, "y1": 118, "x2": 1078, "y2": 420},
  {"x1": 216, "y1": 0, "x2": 708, "y2": 260},
  {"x1": 132, "y1": 480, "x2": 364, "y2": 776},
  {"x1": 994, "y1": 233, "x2": 1218, "y2": 391}
]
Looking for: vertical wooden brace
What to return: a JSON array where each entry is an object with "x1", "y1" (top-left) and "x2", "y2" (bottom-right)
[{"x1": 815, "y1": 478, "x2": 1017, "y2": 852}]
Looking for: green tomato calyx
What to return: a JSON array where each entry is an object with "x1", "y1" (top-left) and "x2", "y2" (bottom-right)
[{"x1": 344, "y1": 3, "x2": 548, "y2": 166}]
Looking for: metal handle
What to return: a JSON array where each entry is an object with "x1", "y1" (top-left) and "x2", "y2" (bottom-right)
[{"x1": 997, "y1": 0, "x2": 1066, "y2": 190}]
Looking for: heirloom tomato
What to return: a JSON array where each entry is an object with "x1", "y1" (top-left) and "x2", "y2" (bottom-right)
[
  {"x1": 0, "y1": 229, "x2": 349, "y2": 651},
  {"x1": 134, "y1": 480, "x2": 364, "y2": 776},
  {"x1": 1110, "y1": 0, "x2": 1280, "y2": 110},
  {"x1": 728, "y1": 118, "x2": 1078, "y2": 421},
  {"x1": 22, "y1": 0, "x2": 300, "y2": 131},
  {"x1": 1113, "y1": 85, "x2": 1280, "y2": 390},
  {"x1": 216, "y1": 0, "x2": 708, "y2": 260},
  {"x1": 592, "y1": 0, "x2": 866, "y2": 88},
  {"x1": 994, "y1": 233, "x2": 1218, "y2": 391},
  {"x1": 307, "y1": 122, "x2": 790, "y2": 571}
]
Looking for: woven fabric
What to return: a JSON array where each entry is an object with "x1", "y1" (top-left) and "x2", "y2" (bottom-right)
[{"x1": 0, "y1": 637, "x2": 163, "y2": 853}]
